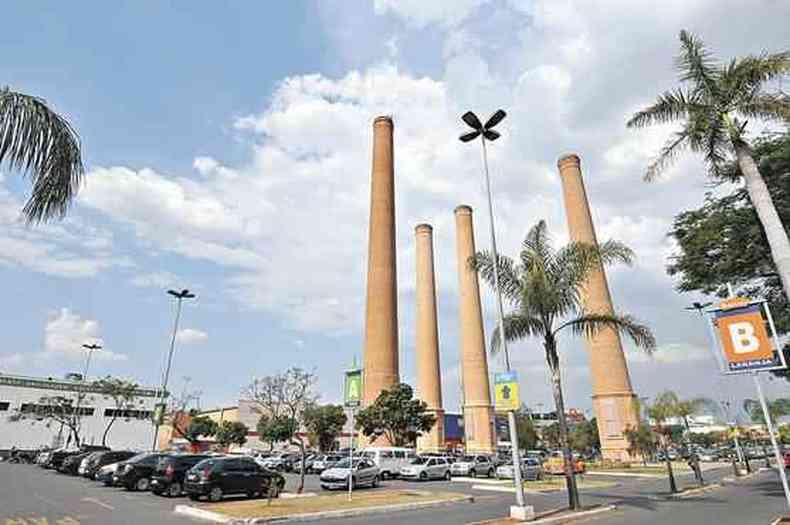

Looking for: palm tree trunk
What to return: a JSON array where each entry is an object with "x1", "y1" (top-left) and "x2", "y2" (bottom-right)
[
  {"x1": 102, "y1": 415, "x2": 117, "y2": 447},
  {"x1": 662, "y1": 438, "x2": 678, "y2": 493},
  {"x1": 549, "y1": 363, "x2": 581, "y2": 510},
  {"x1": 733, "y1": 141, "x2": 790, "y2": 302}
]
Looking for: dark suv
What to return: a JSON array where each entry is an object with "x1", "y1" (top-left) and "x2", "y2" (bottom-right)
[
  {"x1": 83, "y1": 450, "x2": 138, "y2": 479},
  {"x1": 114, "y1": 453, "x2": 169, "y2": 491},
  {"x1": 184, "y1": 457, "x2": 285, "y2": 502},
  {"x1": 150, "y1": 454, "x2": 211, "y2": 497}
]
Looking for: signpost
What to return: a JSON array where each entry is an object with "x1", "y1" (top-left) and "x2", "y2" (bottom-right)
[
  {"x1": 705, "y1": 297, "x2": 790, "y2": 508},
  {"x1": 344, "y1": 362, "x2": 362, "y2": 501},
  {"x1": 494, "y1": 371, "x2": 520, "y2": 412}
]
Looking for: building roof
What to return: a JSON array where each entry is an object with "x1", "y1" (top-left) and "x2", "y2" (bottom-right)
[{"x1": 0, "y1": 372, "x2": 163, "y2": 398}]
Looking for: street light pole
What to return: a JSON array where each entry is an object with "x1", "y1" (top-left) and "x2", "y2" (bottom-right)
[
  {"x1": 151, "y1": 289, "x2": 196, "y2": 451},
  {"x1": 73, "y1": 343, "x2": 101, "y2": 444},
  {"x1": 460, "y1": 110, "x2": 530, "y2": 518}
]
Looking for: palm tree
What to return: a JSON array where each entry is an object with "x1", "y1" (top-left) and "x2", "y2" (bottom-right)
[
  {"x1": 0, "y1": 87, "x2": 84, "y2": 223},
  {"x1": 472, "y1": 220, "x2": 656, "y2": 510},
  {"x1": 627, "y1": 30, "x2": 790, "y2": 302},
  {"x1": 646, "y1": 392, "x2": 680, "y2": 494}
]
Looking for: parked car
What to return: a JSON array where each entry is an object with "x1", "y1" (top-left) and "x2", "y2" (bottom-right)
[
  {"x1": 399, "y1": 456, "x2": 451, "y2": 481},
  {"x1": 310, "y1": 454, "x2": 344, "y2": 474},
  {"x1": 45, "y1": 449, "x2": 81, "y2": 470},
  {"x1": 97, "y1": 460, "x2": 128, "y2": 486},
  {"x1": 496, "y1": 457, "x2": 543, "y2": 481},
  {"x1": 783, "y1": 452, "x2": 790, "y2": 469},
  {"x1": 114, "y1": 453, "x2": 169, "y2": 491},
  {"x1": 359, "y1": 447, "x2": 416, "y2": 479},
  {"x1": 320, "y1": 458, "x2": 380, "y2": 490},
  {"x1": 59, "y1": 452, "x2": 92, "y2": 475},
  {"x1": 544, "y1": 452, "x2": 585, "y2": 475},
  {"x1": 261, "y1": 453, "x2": 297, "y2": 472},
  {"x1": 151, "y1": 454, "x2": 211, "y2": 497},
  {"x1": 184, "y1": 456, "x2": 285, "y2": 502},
  {"x1": 450, "y1": 455, "x2": 496, "y2": 478},
  {"x1": 83, "y1": 450, "x2": 138, "y2": 479},
  {"x1": 697, "y1": 450, "x2": 719, "y2": 462}
]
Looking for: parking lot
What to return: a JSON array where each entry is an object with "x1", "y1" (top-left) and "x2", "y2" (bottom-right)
[{"x1": 0, "y1": 459, "x2": 509, "y2": 525}]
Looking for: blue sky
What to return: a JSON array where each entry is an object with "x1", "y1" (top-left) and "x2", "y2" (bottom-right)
[{"x1": 1, "y1": 0, "x2": 789, "y2": 416}]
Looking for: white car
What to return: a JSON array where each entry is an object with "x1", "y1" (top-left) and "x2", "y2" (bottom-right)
[
  {"x1": 320, "y1": 458, "x2": 380, "y2": 490},
  {"x1": 450, "y1": 455, "x2": 496, "y2": 478},
  {"x1": 359, "y1": 447, "x2": 416, "y2": 480},
  {"x1": 496, "y1": 457, "x2": 543, "y2": 481},
  {"x1": 399, "y1": 456, "x2": 451, "y2": 481}
]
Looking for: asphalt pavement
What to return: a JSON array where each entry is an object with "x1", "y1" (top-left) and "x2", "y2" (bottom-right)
[{"x1": 1, "y1": 461, "x2": 787, "y2": 524}]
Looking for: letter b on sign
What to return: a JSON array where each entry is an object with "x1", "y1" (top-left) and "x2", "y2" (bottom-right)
[{"x1": 728, "y1": 322, "x2": 760, "y2": 354}]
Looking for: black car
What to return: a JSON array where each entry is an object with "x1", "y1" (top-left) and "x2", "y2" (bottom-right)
[
  {"x1": 150, "y1": 454, "x2": 211, "y2": 497},
  {"x1": 58, "y1": 452, "x2": 93, "y2": 475},
  {"x1": 114, "y1": 453, "x2": 169, "y2": 491},
  {"x1": 184, "y1": 456, "x2": 285, "y2": 502},
  {"x1": 84, "y1": 450, "x2": 138, "y2": 479},
  {"x1": 46, "y1": 450, "x2": 81, "y2": 470}
]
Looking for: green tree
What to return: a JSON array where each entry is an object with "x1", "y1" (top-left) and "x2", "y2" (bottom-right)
[
  {"x1": 514, "y1": 412, "x2": 539, "y2": 451},
  {"x1": 569, "y1": 420, "x2": 600, "y2": 455},
  {"x1": 540, "y1": 422, "x2": 562, "y2": 450},
  {"x1": 9, "y1": 394, "x2": 92, "y2": 447},
  {"x1": 302, "y1": 404, "x2": 347, "y2": 452},
  {"x1": 668, "y1": 133, "x2": 790, "y2": 333},
  {"x1": 646, "y1": 392, "x2": 682, "y2": 494},
  {"x1": 214, "y1": 421, "x2": 249, "y2": 449},
  {"x1": 744, "y1": 398, "x2": 790, "y2": 424},
  {"x1": 183, "y1": 416, "x2": 218, "y2": 449},
  {"x1": 355, "y1": 383, "x2": 436, "y2": 447},
  {"x1": 0, "y1": 88, "x2": 85, "y2": 223},
  {"x1": 628, "y1": 30, "x2": 790, "y2": 302},
  {"x1": 673, "y1": 397, "x2": 705, "y2": 485},
  {"x1": 93, "y1": 376, "x2": 140, "y2": 447},
  {"x1": 472, "y1": 220, "x2": 656, "y2": 510},
  {"x1": 624, "y1": 423, "x2": 658, "y2": 466}
]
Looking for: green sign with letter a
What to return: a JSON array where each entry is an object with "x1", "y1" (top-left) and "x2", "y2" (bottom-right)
[{"x1": 344, "y1": 369, "x2": 362, "y2": 408}]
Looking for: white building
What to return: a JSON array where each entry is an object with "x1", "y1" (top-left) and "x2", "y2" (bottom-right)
[{"x1": 0, "y1": 373, "x2": 162, "y2": 451}]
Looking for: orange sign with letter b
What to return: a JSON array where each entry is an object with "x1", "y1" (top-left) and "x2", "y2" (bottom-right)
[{"x1": 715, "y1": 302, "x2": 777, "y2": 372}]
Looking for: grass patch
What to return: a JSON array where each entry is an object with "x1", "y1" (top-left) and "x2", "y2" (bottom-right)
[
  {"x1": 200, "y1": 489, "x2": 467, "y2": 519},
  {"x1": 588, "y1": 462, "x2": 692, "y2": 475},
  {"x1": 522, "y1": 477, "x2": 616, "y2": 491}
]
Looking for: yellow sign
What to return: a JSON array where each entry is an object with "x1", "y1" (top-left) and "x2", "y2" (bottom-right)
[{"x1": 494, "y1": 371, "x2": 519, "y2": 412}]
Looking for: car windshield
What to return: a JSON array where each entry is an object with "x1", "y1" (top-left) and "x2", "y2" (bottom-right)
[
  {"x1": 525, "y1": 459, "x2": 540, "y2": 466},
  {"x1": 334, "y1": 459, "x2": 364, "y2": 469},
  {"x1": 459, "y1": 456, "x2": 476, "y2": 462},
  {"x1": 411, "y1": 457, "x2": 430, "y2": 465},
  {"x1": 127, "y1": 452, "x2": 152, "y2": 463},
  {"x1": 193, "y1": 458, "x2": 219, "y2": 470}
]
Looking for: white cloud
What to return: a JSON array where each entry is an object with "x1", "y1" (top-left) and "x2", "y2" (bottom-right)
[
  {"x1": 374, "y1": 0, "x2": 488, "y2": 27},
  {"x1": 176, "y1": 328, "x2": 208, "y2": 345},
  {"x1": 130, "y1": 270, "x2": 181, "y2": 289},
  {"x1": 44, "y1": 308, "x2": 126, "y2": 361}
]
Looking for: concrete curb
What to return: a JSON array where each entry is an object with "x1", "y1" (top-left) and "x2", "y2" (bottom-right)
[
  {"x1": 586, "y1": 471, "x2": 663, "y2": 479},
  {"x1": 528, "y1": 505, "x2": 617, "y2": 524},
  {"x1": 174, "y1": 494, "x2": 474, "y2": 524}
]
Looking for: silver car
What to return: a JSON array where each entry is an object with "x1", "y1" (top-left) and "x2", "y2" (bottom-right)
[
  {"x1": 320, "y1": 458, "x2": 380, "y2": 490},
  {"x1": 400, "y1": 456, "x2": 451, "y2": 481},
  {"x1": 450, "y1": 455, "x2": 496, "y2": 478},
  {"x1": 496, "y1": 457, "x2": 543, "y2": 481},
  {"x1": 311, "y1": 454, "x2": 344, "y2": 474}
]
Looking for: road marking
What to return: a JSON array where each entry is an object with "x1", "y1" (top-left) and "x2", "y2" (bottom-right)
[{"x1": 80, "y1": 498, "x2": 114, "y2": 511}]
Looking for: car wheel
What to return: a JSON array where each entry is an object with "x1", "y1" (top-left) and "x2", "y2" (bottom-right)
[
  {"x1": 136, "y1": 478, "x2": 150, "y2": 492},
  {"x1": 380, "y1": 471, "x2": 388, "y2": 480},
  {"x1": 188, "y1": 494, "x2": 200, "y2": 501},
  {"x1": 469, "y1": 469, "x2": 476, "y2": 478},
  {"x1": 372, "y1": 475, "x2": 380, "y2": 488},
  {"x1": 209, "y1": 486, "x2": 223, "y2": 502},
  {"x1": 419, "y1": 471, "x2": 427, "y2": 481},
  {"x1": 168, "y1": 482, "x2": 182, "y2": 497},
  {"x1": 445, "y1": 471, "x2": 451, "y2": 481},
  {"x1": 488, "y1": 468, "x2": 494, "y2": 478}
]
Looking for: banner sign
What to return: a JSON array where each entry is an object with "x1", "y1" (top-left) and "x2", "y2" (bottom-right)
[
  {"x1": 710, "y1": 299, "x2": 786, "y2": 374},
  {"x1": 494, "y1": 371, "x2": 519, "y2": 412},
  {"x1": 344, "y1": 369, "x2": 362, "y2": 408}
]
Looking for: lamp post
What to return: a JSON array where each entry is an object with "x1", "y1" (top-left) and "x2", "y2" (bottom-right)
[
  {"x1": 151, "y1": 288, "x2": 196, "y2": 451},
  {"x1": 459, "y1": 109, "x2": 530, "y2": 518},
  {"x1": 72, "y1": 342, "x2": 101, "y2": 444}
]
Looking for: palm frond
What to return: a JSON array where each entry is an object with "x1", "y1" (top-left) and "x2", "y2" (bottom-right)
[
  {"x1": 554, "y1": 312, "x2": 656, "y2": 353},
  {"x1": 520, "y1": 220, "x2": 556, "y2": 271},
  {"x1": 644, "y1": 129, "x2": 690, "y2": 181},
  {"x1": 0, "y1": 88, "x2": 84, "y2": 223},
  {"x1": 469, "y1": 251, "x2": 522, "y2": 302},
  {"x1": 490, "y1": 313, "x2": 546, "y2": 356},
  {"x1": 627, "y1": 88, "x2": 695, "y2": 128},
  {"x1": 675, "y1": 30, "x2": 720, "y2": 95},
  {"x1": 733, "y1": 51, "x2": 790, "y2": 88},
  {"x1": 738, "y1": 92, "x2": 790, "y2": 122},
  {"x1": 701, "y1": 115, "x2": 730, "y2": 177}
]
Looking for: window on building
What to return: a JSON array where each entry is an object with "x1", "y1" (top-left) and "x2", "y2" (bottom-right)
[
  {"x1": 104, "y1": 408, "x2": 153, "y2": 419},
  {"x1": 0, "y1": 401, "x2": 9, "y2": 411}
]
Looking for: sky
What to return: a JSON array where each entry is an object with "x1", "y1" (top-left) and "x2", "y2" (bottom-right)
[{"x1": 1, "y1": 0, "x2": 789, "y2": 421}]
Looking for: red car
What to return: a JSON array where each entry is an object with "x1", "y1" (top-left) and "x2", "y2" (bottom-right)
[{"x1": 783, "y1": 452, "x2": 790, "y2": 469}]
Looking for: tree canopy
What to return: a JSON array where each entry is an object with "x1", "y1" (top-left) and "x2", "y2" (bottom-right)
[
  {"x1": 668, "y1": 133, "x2": 790, "y2": 332},
  {"x1": 355, "y1": 383, "x2": 436, "y2": 447},
  {"x1": 302, "y1": 404, "x2": 347, "y2": 452},
  {"x1": 214, "y1": 420, "x2": 249, "y2": 449}
]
